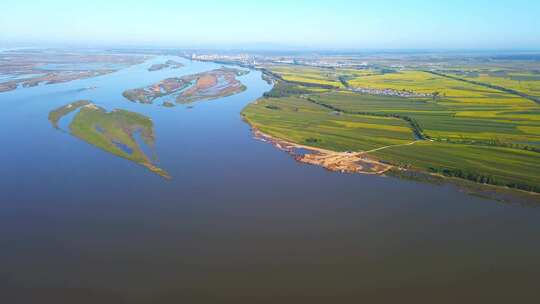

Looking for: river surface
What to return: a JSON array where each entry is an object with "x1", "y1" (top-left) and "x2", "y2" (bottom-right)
[{"x1": 1, "y1": 56, "x2": 539, "y2": 303}]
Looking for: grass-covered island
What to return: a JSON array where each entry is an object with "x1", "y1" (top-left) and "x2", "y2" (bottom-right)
[
  {"x1": 123, "y1": 67, "x2": 248, "y2": 105},
  {"x1": 148, "y1": 59, "x2": 184, "y2": 71},
  {"x1": 242, "y1": 64, "x2": 540, "y2": 198},
  {"x1": 49, "y1": 101, "x2": 170, "y2": 179}
]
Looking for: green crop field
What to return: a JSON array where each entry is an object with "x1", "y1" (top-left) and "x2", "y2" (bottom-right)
[
  {"x1": 372, "y1": 141, "x2": 540, "y2": 190},
  {"x1": 243, "y1": 64, "x2": 540, "y2": 193},
  {"x1": 243, "y1": 96, "x2": 414, "y2": 151},
  {"x1": 266, "y1": 65, "x2": 344, "y2": 88},
  {"x1": 444, "y1": 70, "x2": 540, "y2": 99},
  {"x1": 313, "y1": 92, "x2": 540, "y2": 145}
]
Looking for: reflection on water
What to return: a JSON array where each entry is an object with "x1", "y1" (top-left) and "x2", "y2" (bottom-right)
[{"x1": 48, "y1": 100, "x2": 169, "y2": 179}]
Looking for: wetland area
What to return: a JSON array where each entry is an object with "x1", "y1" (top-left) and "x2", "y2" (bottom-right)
[{"x1": 1, "y1": 52, "x2": 539, "y2": 303}]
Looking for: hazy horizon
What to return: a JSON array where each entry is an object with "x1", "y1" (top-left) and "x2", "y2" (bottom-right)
[{"x1": 1, "y1": 0, "x2": 539, "y2": 50}]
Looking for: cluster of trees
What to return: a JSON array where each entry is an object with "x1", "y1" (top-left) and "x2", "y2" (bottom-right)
[
  {"x1": 429, "y1": 167, "x2": 540, "y2": 193},
  {"x1": 399, "y1": 115, "x2": 427, "y2": 140},
  {"x1": 523, "y1": 145, "x2": 540, "y2": 153},
  {"x1": 430, "y1": 167, "x2": 496, "y2": 183},
  {"x1": 289, "y1": 81, "x2": 337, "y2": 90},
  {"x1": 380, "y1": 68, "x2": 397, "y2": 74},
  {"x1": 264, "y1": 104, "x2": 281, "y2": 110},
  {"x1": 263, "y1": 81, "x2": 313, "y2": 98},
  {"x1": 338, "y1": 76, "x2": 351, "y2": 88},
  {"x1": 261, "y1": 69, "x2": 284, "y2": 82},
  {"x1": 305, "y1": 137, "x2": 320, "y2": 144}
]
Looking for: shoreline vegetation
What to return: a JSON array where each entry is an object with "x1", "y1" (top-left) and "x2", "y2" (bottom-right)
[
  {"x1": 48, "y1": 100, "x2": 170, "y2": 179},
  {"x1": 122, "y1": 67, "x2": 248, "y2": 105},
  {"x1": 229, "y1": 59, "x2": 540, "y2": 200},
  {"x1": 246, "y1": 122, "x2": 540, "y2": 204}
]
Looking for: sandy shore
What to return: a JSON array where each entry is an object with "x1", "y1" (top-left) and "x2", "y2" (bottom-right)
[{"x1": 251, "y1": 128, "x2": 393, "y2": 175}]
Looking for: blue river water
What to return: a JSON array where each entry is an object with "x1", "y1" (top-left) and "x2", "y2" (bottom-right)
[{"x1": 0, "y1": 56, "x2": 539, "y2": 303}]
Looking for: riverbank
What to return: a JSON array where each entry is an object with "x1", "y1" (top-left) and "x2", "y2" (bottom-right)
[
  {"x1": 186, "y1": 55, "x2": 540, "y2": 201},
  {"x1": 245, "y1": 114, "x2": 540, "y2": 204},
  {"x1": 245, "y1": 121, "x2": 393, "y2": 175}
]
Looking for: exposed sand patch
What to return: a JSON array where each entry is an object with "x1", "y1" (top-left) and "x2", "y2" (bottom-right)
[
  {"x1": 196, "y1": 75, "x2": 218, "y2": 89},
  {"x1": 251, "y1": 128, "x2": 393, "y2": 175}
]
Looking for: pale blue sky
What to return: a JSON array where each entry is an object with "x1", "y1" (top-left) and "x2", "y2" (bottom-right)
[{"x1": 1, "y1": 0, "x2": 539, "y2": 49}]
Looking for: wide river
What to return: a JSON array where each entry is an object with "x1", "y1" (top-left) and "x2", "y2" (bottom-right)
[{"x1": 1, "y1": 56, "x2": 539, "y2": 303}]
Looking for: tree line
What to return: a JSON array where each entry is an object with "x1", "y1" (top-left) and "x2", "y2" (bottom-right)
[{"x1": 428, "y1": 167, "x2": 540, "y2": 193}]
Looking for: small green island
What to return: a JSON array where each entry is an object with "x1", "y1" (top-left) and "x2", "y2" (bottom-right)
[
  {"x1": 148, "y1": 60, "x2": 184, "y2": 71},
  {"x1": 49, "y1": 101, "x2": 170, "y2": 179},
  {"x1": 161, "y1": 101, "x2": 176, "y2": 108},
  {"x1": 123, "y1": 67, "x2": 248, "y2": 105}
]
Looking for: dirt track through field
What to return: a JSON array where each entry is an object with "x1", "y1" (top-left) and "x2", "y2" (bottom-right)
[{"x1": 363, "y1": 140, "x2": 420, "y2": 154}]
